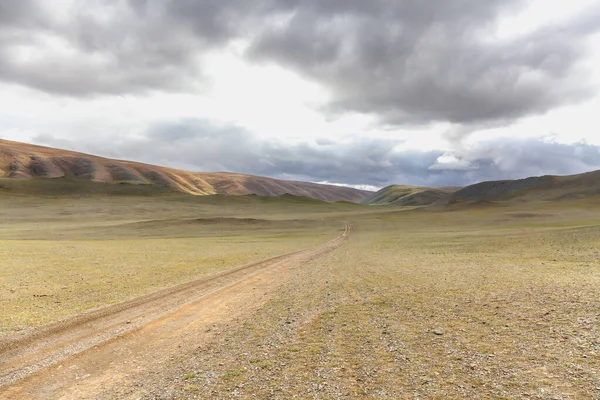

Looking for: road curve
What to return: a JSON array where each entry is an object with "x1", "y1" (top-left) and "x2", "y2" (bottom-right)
[{"x1": 0, "y1": 222, "x2": 352, "y2": 390}]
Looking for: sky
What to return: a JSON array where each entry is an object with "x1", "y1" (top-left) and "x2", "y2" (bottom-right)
[{"x1": 1, "y1": 0, "x2": 600, "y2": 190}]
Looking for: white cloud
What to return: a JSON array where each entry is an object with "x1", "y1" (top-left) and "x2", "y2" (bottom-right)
[{"x1": 430, "y1": 153, "x2": 475, "y2": 171}]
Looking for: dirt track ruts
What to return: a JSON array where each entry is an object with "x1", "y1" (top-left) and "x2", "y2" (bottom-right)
[{"x1": 0, "y1": 222, "x2": 352, "y2": 389}]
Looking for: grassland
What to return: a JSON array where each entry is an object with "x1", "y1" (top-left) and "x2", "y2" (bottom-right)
[
  {"x1": 155, "y1": 200, "x2": 600, "y2": 399},
  {"x1": 1, "y1": 180, "x2": 600, "y2": 399},
  {"x1": 0, "y1": 181, "x2": 367, "y2": 335}
]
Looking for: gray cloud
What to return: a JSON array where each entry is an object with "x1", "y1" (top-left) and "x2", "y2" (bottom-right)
[
  {"x1": 430, "y1": 138, "x2": 600, "y2": 183},
  {"x1": 0, "y1": 1, "x2": 223, "y2": 95},
  {"x1": 0, "y1": 0, "x2": 598, "y2": 128},
  {"x1": 0, "y1": 0, "x2": 40, "y2": 26},
  {"x1": 250, "y1": 1, "x2": 600, "y2": 126},
  {"x1": 33, "y1": 120, "x2": 600, "y2": 189}
]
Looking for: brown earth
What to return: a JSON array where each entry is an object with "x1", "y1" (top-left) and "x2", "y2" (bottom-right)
[
  {"x1": 0, "y1": 139, "x2": 371, "y2": 203},
  {"x1": 0, "y1": 224, "x2": 351, "y2": 399}
]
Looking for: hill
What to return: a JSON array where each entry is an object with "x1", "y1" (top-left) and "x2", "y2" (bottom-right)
[
  {"x1": 448, "y1": 170, "x2": 600, "y2": 203},
  {"x1": 0, "y1": 139, "x2": 371, "y2": 203},
  {"x1": 362, "y1": 185, "x2": 459, "y2": 206}
]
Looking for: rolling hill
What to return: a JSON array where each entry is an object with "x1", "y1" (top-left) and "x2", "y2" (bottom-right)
[
  {"x1": 363, "y1": 169, "x2": 600, "y2": 207},
  {"x1": 0, "y1": 139, "x2": 372, "y2": 203},
  {"x1": 362, "y1": 185, "x2": 460, "y2": 206},
  {"x1": 447, "y1": 170, "x2": 600, "y2": 203}
]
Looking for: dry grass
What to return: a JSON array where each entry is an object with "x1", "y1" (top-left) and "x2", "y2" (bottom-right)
[
  {"x1": 3, "y1": 188, "x2": 600, "y2": 398},
  {"x1": 0, "y1": 232, "x2": 337, "y2": 334},
  {"x1": 0, "y1": 193, "x2": 349, "y2": 335},
  {"x1": 0, "y1": 181, "x2": 381, "y2": 338},
  {"x1": 154, "y1": 201, "x2": 600, "y2": 399}
]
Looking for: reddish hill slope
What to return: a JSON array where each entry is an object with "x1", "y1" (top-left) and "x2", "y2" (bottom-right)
[{"x1": 0, "y1": 139, "x2": 371, "y2": 203}]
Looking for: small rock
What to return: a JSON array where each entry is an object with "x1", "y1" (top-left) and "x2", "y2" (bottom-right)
[{"x1": 432, "y1": 329, "x2": 444, "y2": 336}]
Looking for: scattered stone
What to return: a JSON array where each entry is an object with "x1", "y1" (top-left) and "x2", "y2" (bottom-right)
[{"x1": 432, "y1": 329, "x2": 444, "y2": 336}]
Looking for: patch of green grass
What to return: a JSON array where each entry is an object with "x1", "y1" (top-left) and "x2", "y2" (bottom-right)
[
  {"x1": 221, "y1": 369, "x2": 245, "y2": 380},
  {"x1": 256, "y1": 361, "x2": 274, "y2": 369},
  {"x1": 183, "y1": 372, "x2": 197, "y2": 380}
]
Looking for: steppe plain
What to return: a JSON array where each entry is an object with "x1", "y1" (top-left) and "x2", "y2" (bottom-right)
[{"x1": 1, "y1": 179, "x2": 599, "y2": 399}]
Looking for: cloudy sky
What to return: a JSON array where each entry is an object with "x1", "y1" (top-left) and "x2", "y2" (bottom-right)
[{"x1": 1, "y1": 0, "x2": 600, "y2": 189}]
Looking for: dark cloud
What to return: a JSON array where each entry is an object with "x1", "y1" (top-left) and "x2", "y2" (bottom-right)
[
  {"x1": 0, "y1": 0, "x2": 39, "y2": 26},
  {"x1": 249, "y1": 1, "x2": 600, "y2": 126},
  {"x1": 0, "y1": 0, "x2": 598, "y2": 128},
  {"x1": 0, "y1": 1, "x2": 227, "y2": 95},
  {"x1": 33, "y1": 120, "x2": 600, "y2": 189}
]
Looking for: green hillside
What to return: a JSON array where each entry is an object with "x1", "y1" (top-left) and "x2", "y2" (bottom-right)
[{"x1": 362, "y1": 185, "x2": 459, "y2": 206}]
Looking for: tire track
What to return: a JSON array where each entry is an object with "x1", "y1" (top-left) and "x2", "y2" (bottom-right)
[{"x1": 0, "y1": 223, "x2": 351, "y2": 388}]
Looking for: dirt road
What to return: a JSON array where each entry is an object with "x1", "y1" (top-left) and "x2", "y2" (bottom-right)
[{"x1": 0, "y1": 223, "x2": 351, "y2": 399}]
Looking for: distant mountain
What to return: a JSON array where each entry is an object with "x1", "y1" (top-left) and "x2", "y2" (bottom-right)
[
  {"x1": 362, "y1": 185, "x2": 460, "y2": 206},
  {"x1": 0, "y1": 139, "x2": 372, "y2": 203},
  {"x1": 363, "y1": 169, "x2": 600, "y2": 207},
  {"x1": 447, "y1": 170, "x2": 600, "y2": 203}
]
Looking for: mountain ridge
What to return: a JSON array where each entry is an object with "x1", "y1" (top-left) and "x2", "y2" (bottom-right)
[
  {"x1": 0, "y1": 139, "x2": 371, "y2": 203},
  {"x1": 4, "y1": 139, "x2": 599, "y2": 205},
  {"x1": 447, "y1": 170, "x2": 600, "y2": 204}
]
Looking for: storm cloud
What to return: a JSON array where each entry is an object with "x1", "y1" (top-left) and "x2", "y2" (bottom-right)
[
  {"x1": 34, "y1": 120, "x2": 600, "y2": 189},
  {"x1": 250, "y1": 0, "x2": 600, "y2": 127},
  {"x1": 0, "y1": 0, "x2": 598, "y2": 126}
]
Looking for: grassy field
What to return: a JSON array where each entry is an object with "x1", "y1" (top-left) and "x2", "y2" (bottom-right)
[
  {"x1": 2, "y1": 180, "x2": 600, "y2": 398},
  {"x1": 159, "y1": 200, "x2": 600, "y2": 399},
  {"x1": 0, "y1": 181, "x2": 363, "y2": 335}
]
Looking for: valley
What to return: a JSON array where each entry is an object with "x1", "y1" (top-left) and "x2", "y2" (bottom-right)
[{"x1": 1, "y1": 174, "x2": 599, "y2": 399}]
